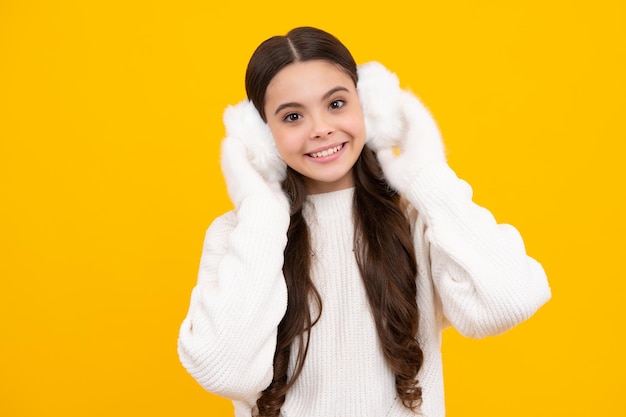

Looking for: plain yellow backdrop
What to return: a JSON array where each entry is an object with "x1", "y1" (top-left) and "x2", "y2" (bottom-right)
[{"x1": 1, "y1": 0, "x2": 624, "y2": 415}]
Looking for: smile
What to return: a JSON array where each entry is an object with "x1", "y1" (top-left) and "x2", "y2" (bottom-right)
[{"x1": 308, "y1": 143, "x2": 345, "y2": 158}]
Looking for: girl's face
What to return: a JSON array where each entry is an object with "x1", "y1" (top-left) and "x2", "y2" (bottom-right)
[{"x1": 264, "y1": 60, "x2": 366, "y2": 194}]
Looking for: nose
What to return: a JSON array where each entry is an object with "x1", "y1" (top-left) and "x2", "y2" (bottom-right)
[{"x1": 310, "y1": 113, "x2": 335, "y2": 139}]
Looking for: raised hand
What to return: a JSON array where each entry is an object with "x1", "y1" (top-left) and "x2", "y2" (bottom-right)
[
  {"x1": 220, "y1": 99, "x2": 289, "y2": 212},
  {"x1": 358, "y1": 61, "x2": 446, "y2": 192}
]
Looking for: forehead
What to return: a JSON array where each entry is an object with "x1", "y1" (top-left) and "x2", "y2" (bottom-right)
[{"x1": 265, "y1": 60, "x2": 355, "y2": 105}]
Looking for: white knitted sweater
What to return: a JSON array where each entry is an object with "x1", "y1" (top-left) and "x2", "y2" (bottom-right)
[{"x1": 178, "y1": 162, "x2": 551, "y2": 417}]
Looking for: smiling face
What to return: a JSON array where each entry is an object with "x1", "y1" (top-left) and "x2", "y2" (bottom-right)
[{"x1": 263, "y1": 60, "x2": 366, "y2": 194}]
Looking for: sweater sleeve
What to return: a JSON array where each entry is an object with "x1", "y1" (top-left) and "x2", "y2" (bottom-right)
[
  {"x1": 177, "y1": 195, "x2": 289, "y2": 400},
  {"x1": 405, "y1": 162, "x2": 551, "y2": 339}
]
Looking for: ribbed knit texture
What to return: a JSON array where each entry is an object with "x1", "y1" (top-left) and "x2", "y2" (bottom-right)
[
  {"x1": 283, "y1": 188, "x2": 398, "y2": 416},
  {"x1": 178, "y1": 162, "x2": 551, "y2": 417}
]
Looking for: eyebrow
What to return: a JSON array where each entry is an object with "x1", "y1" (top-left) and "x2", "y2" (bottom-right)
[{"x1": 273, "y1": 86, "x2": 350, "y2": 116}]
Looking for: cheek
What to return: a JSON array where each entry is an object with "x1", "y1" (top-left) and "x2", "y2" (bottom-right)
[
  {"x1": 270, "y1": 127, "x2": 304, "y2": 158},
  {"x1": 344, "y1": 113, "x2": 366, "y2": 143}
]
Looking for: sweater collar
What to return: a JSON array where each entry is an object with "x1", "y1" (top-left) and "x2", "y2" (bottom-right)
[{"x1": 304, "y1": 187, "x2": 354, "y2": 220}]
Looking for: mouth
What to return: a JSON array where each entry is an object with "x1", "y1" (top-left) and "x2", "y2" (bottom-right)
[{"x1": 307, "y1": 143, "x2": 345, "y2": 159}]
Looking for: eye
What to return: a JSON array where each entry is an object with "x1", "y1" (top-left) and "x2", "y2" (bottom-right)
[
  {"x1": 329, "y1": 99, "x2": 345, "y2": 110},
  {"x1": 283, "y1": 112, "x2": 302, "y2": 123}
]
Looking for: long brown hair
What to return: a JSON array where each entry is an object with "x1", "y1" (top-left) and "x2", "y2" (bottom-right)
[{"x1": 245, "y1": 26, "x2": 423, "y2": 416}]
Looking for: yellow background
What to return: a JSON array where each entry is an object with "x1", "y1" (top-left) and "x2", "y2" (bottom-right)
[{"x1": 1, "y1": 0, "x2": 624, "y2": 415}]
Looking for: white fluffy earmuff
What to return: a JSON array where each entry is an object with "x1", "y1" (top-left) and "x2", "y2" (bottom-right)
[
  {"x1": 222, "y1": 99, "x2": 287, "y2": 183},
  {"x1": 357, "y1": 61, "x2": 405, "y2": 150},
  {"x1": 357, "y1": 61, "x2": 443, "y2": 157}
]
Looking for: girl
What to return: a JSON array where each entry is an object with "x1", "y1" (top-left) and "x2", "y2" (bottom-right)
[{"x1": 178, "y1": 26, "x2": 551, "y2": 417}]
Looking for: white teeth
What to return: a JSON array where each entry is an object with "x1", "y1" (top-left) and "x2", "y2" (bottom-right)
[{"x1": 310, "y1": 144, "x2": 343, "y2": 158}]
